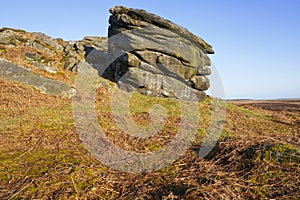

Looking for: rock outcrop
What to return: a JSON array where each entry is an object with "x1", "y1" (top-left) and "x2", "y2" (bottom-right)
[
  {"x1": 107, "y1": 6, "x2": 214, "y2": 100},
  {"x1": 0, "y1": 27, "x2": 108, "y2": 73},
  {"x1": 0, "y1": 6, "x2": 215, "y2": 101},
  {"x1": 0, "y1": 28, "x2": 108, "y2": 97},
  {"x1": 0, "y1": 27, "x2": 66, "y2": 75}
]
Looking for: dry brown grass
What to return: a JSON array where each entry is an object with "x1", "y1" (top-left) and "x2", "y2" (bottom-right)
[{"x1": 0, "y1": 77, "x2": 299, "y2": 199}]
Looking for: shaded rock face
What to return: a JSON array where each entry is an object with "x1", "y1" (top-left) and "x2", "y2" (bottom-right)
[{"x1": 107, "y1": 6, "x2": 214, "y2": 100}]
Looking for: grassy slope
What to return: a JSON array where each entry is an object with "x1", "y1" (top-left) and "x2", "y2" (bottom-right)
[
  {"x1": 0, "y1": 78, "x2": 299, "y2": 199},
  {"x1": 0, "y1": 33, "x2": 299, "y2": 199}
]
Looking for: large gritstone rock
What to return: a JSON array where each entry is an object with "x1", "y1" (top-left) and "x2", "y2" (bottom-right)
[{"x1": 107, "y1": 6, "x2": 214, "y2": 101}]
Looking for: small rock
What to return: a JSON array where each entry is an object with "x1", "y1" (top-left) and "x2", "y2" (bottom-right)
[{"x1": 24, "y1": 52, "x2": 40, "y2": 61}]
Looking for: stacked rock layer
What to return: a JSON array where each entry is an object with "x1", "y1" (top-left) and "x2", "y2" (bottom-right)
[{"x1": 107, "y1": 6, "x2": 214, "y2": 100}]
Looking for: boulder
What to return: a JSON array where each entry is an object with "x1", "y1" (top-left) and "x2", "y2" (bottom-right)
[
  {"x1": 107, "y1": 6, "x2": 214, "y2": 100},
  {"x1": 31, "y1": 32, "x2": 64, "y2": 53},
  {"x1": 24, "y1": 52, "x2": 41, "y2": 62}
]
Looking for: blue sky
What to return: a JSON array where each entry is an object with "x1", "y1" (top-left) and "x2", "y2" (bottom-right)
[{"x1": 1, "y1": 0, "x2": 299, "y2": 99}]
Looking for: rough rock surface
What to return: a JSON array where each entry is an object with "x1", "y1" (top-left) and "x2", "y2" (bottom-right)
[
  {"x1": 107, "y1": 6, "x2": 214, "y2": 100},
  {"x1": 0, "y1": 58, "x2": 75, "y2": 97}
]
